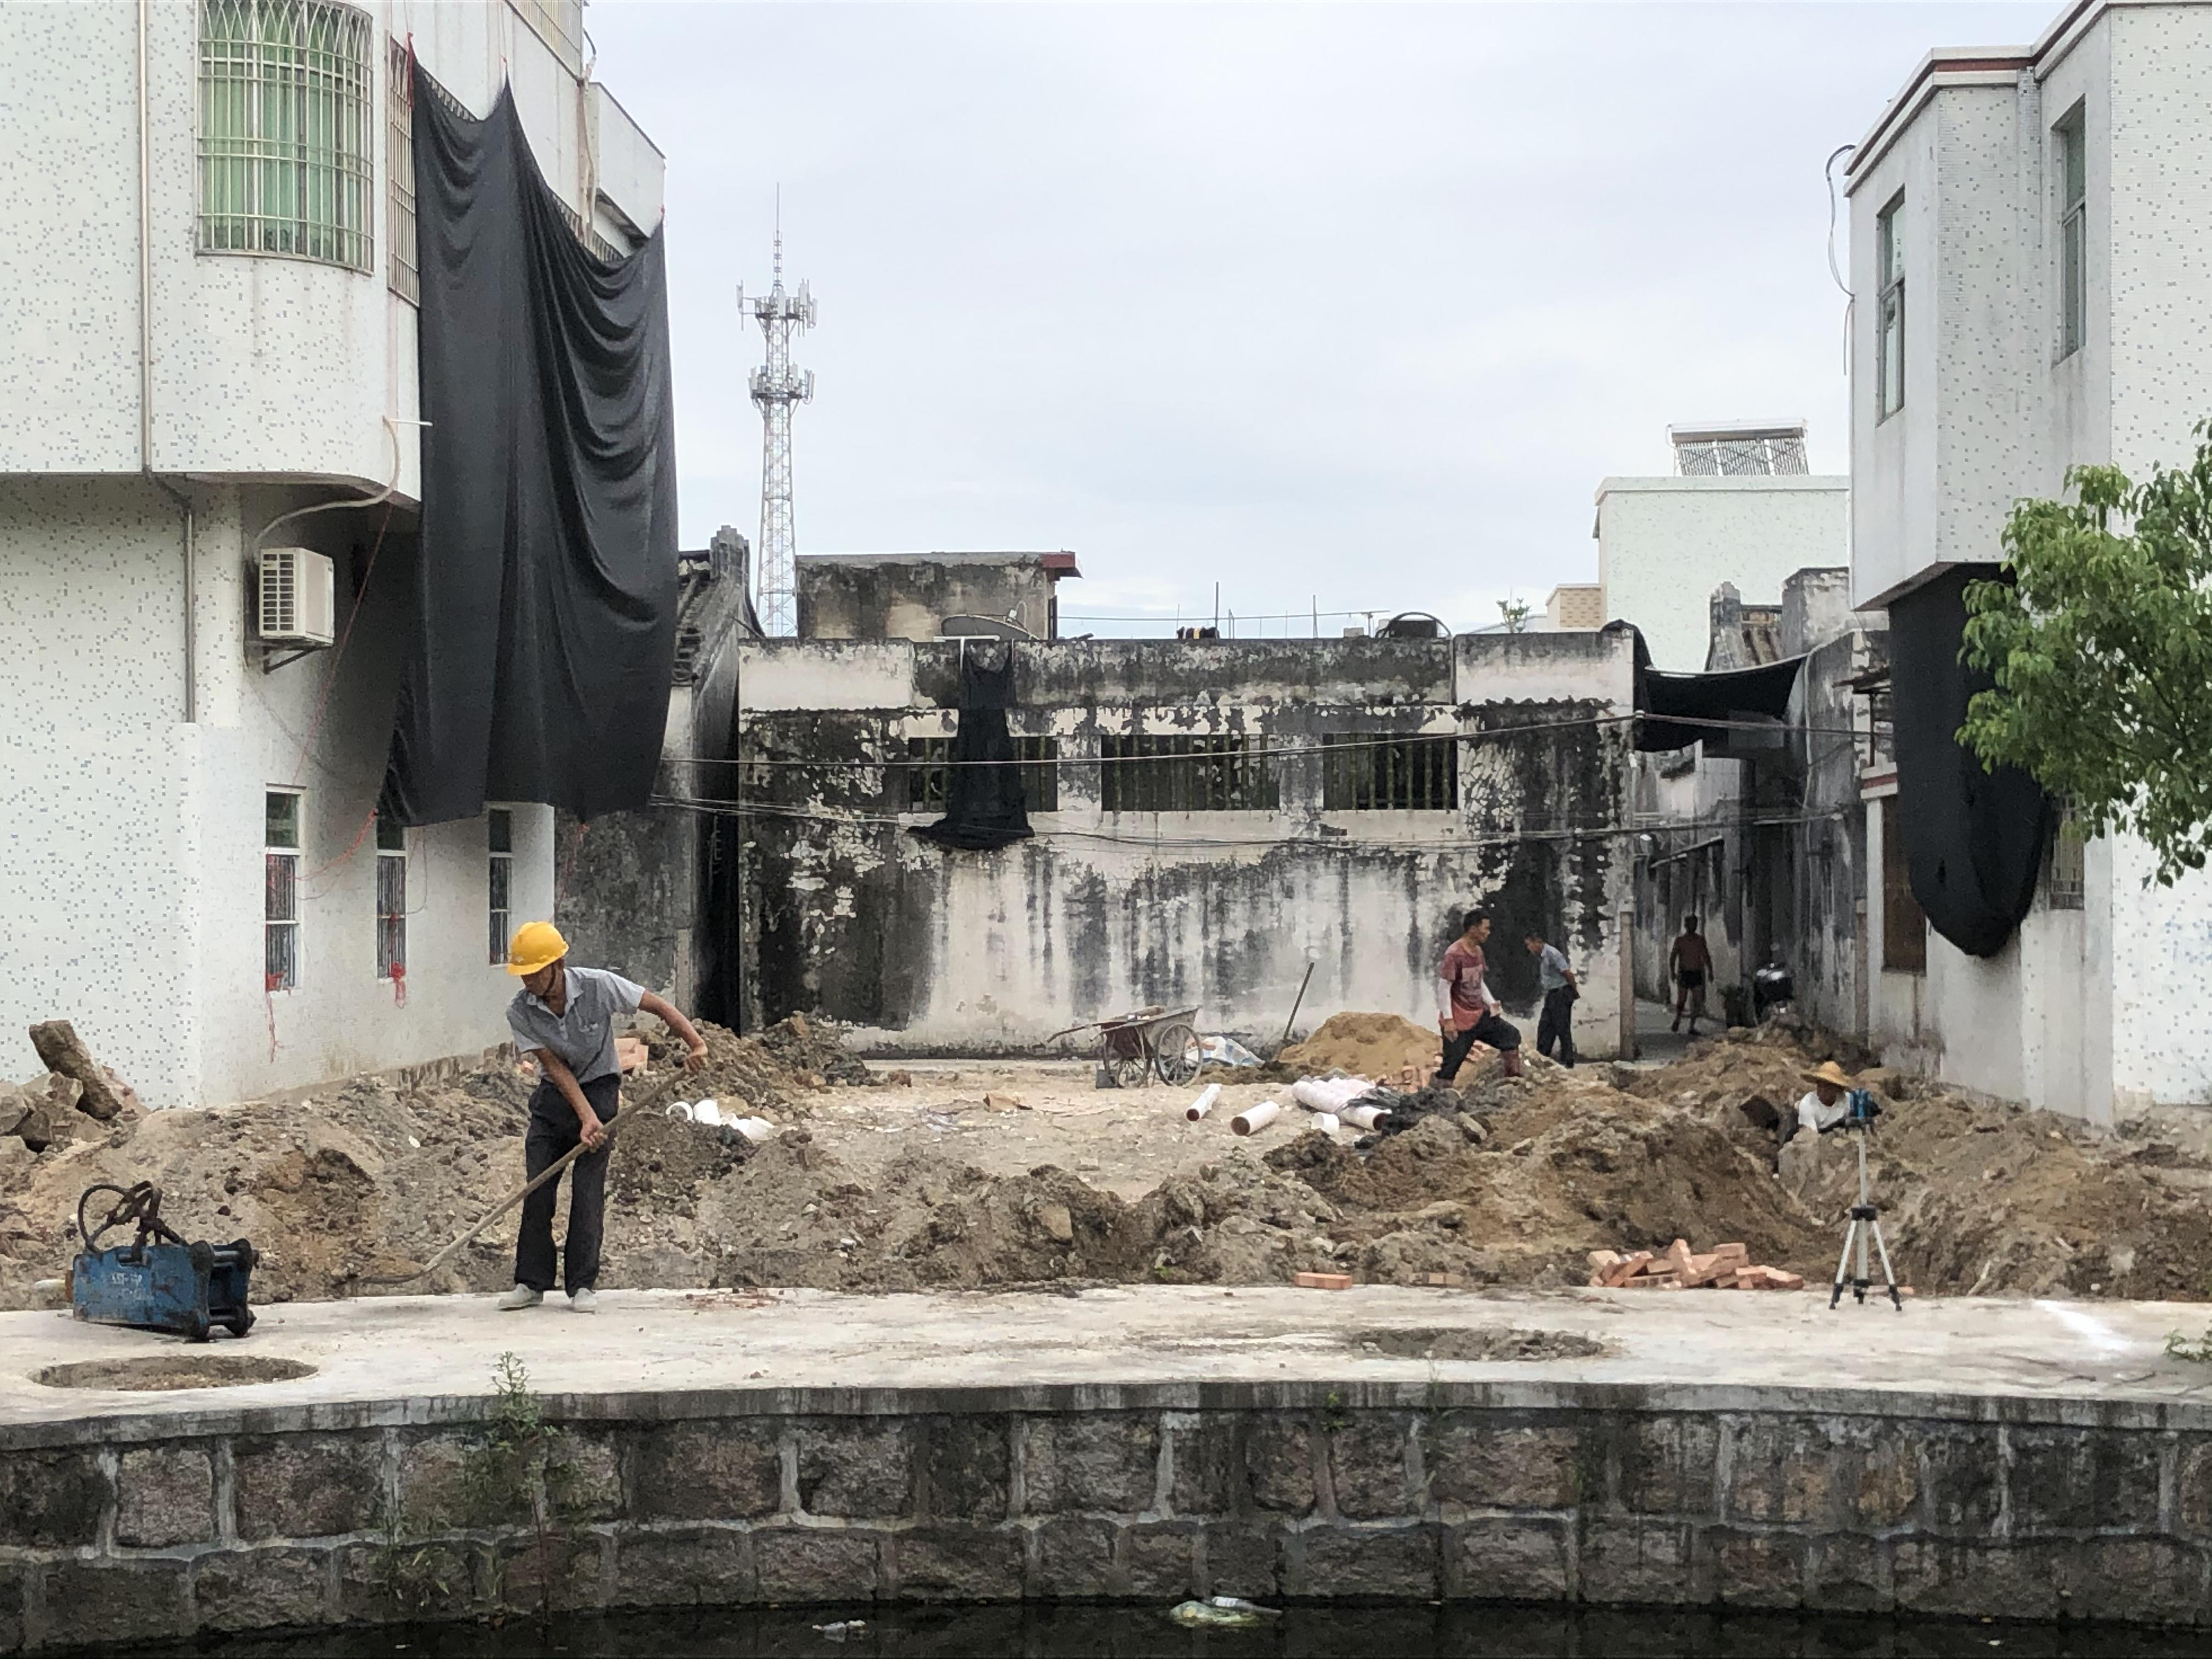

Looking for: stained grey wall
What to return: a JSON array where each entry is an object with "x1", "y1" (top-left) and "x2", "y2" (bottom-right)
[{"x1": 723, "y1": 631, "x2": 1638, "y2": 1056}]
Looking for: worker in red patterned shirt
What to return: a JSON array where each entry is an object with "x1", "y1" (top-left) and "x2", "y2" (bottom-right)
[{"x1": 1433, "y1": 907, "x2": 1525, "y2": 1084}]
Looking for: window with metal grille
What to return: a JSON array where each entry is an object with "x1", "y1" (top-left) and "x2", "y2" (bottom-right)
[
  {"x1": 2057, "y1": 106, "x2": 2086, "y2": 361},
  {"x1": 198, "y1": 1, "x2": 375, "y2": 272},
  {"x1": 487, "y1": 808, "x2": 513, "y2": 964},
  {"x1": 386, "y1": 36, "x2": 416, "y2": 302},
  {"x1": 1101, "y1": 735, "x2": 1277, "y2": 812},
  {"x1": 2045, "y1": 804, "x2": 2086, "y2": 910},
  {"x1": 1321, "y1": 735, "x2": 1458, "y2": 810},
  {"x1": 904, "y1": 737, "x2": 1058, "y2": 812},
  {"x1": 1881, "y1": 795, "x2": 1926, "y2": 972},
  {"x1": 1876, "y1": 195, "x2": 1906, "y2": 420},
  {"x1": 375, "y1": 815, "x2": 407, "y2": 979},
  {"x1": 265, "y1": 790, "x2": 301, "y2": 990}
]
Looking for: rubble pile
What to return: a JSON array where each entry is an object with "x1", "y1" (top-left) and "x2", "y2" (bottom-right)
[
  {"x1": 6, "y1": 1013, "x2": 2212, "y2": 1306},
  {"x1": 1589, "y1": 1240, "x2": 1807, "y2": 1292}
]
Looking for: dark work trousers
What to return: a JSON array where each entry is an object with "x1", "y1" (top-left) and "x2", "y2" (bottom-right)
[
  {"x1": 514, "y1": 1073, "x2": 620, "y2": 1296},
  {"x1": 1537, "y1": 988, "x2": 1578, "y2": 1068},
  {"x1": 1435, "y1": 1012, "x2": 1521, "y2": 1084}
]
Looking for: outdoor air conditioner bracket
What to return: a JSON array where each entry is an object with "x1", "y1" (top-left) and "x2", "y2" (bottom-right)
[{"x1": 261, "y1": 646, "x2": 321, "y2": 675}]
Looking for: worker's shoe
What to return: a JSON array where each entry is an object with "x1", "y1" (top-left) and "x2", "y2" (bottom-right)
[
  {"x1": 569, "y1": 1288, "x2": 599, "y2": 1314},
  {"x1": 496, "y1": 1284, "x2": 543, "y2": 1311}
]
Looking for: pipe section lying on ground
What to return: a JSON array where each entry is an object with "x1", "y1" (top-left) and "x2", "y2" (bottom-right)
[
  {"x1": 1185, "y1": 1084, "x2": 1221, "y2": 1121},
  {"x1": 1231, "y1": 1101, "x2": 1281, "y2": 1137}
]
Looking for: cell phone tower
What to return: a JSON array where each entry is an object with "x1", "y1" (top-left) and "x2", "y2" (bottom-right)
[{"x1": 737, "y1": 201, "x2": 815, "y2": 637}]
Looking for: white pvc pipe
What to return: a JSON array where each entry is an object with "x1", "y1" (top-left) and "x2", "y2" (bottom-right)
[
  {"x1": 1340, "y1": 1104, "x2": 1385, "y2": 1130},
  {"x1": 1291, "y1": 1077, "x2": 1374, "y2": 1113},
  {"x1": 1311, "y1": 1112, "x2": 1341, "y2": 1136},
  {"x1": 1231, "y1": 1101, "x2": 1282, "y2": 1137},
  {"x1": 1185, "y1": 1084, "x2": 1222, "y2": 1121}
]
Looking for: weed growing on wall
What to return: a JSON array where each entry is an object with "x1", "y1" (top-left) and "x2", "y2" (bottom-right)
[{"x1": 379, "y1": 1352, "x2": 595, "y2": 1623}]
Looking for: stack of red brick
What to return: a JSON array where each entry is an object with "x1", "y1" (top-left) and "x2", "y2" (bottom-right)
[{"x1": 1587, "y1": 1238, "x2": 1805, "y2": 1291}]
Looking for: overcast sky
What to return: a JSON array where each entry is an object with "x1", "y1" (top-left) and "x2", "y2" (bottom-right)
[{"x1": 588, "y1": 1, "x2": 2055, "y2": 635}]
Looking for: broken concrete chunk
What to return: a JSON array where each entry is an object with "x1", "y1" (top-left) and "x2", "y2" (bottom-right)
[
  {"x1": 984, "y1": 1091, "x2": 1028, "y2": 1112},
  {"x1": 1036, "y1": 1202, "x2": 1074, "y2": 1243},
  {"x1": 0, "y1": 1089, "x2": 28, "y2": 1139},
  {"x1": 27, "y1": 1021, "x2": 125, "y2": 1121}
]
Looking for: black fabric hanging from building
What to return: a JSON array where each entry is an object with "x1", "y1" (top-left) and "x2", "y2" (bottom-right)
[
  {"x1": 1621, "y1": 625, "x2": 1806, "y2": 752},
  {"x1": 913, "y1": 646, "x2": 1034, "y2": 851},
  {"x1": 1888, "y1": 566, "x2": 2051, "y2": 957},
  {"x1": 382, "y1": 67, "x2": 678, "y2": 826}
]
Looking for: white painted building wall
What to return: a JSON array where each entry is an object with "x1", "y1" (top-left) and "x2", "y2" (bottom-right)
[
  {"x1": 1847, "y1": 0, "x2": 2212, "y2": 1120},
  {"x1": 0, "y1": 1, "x2": 661, "y2": 1105},
  {"x1": 1594, "y1": 477, "x2": 1850, "y2": 670}
]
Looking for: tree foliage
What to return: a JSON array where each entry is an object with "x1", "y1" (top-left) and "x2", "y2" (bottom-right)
[{"x1": 1959, "y1": 425, "x2": 2212, "y2": 885}]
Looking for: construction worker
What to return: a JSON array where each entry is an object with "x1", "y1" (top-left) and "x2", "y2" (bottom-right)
[
  {"x1": 1433, "y1": 906, "x2": 1524, "y2": 1083},
  {"x1": 1523, "y1": 927, "x2": 1578, "y2": 1068},
  {"x1": 497, "y1": 921, "x2": 707, "y2": 1313}
]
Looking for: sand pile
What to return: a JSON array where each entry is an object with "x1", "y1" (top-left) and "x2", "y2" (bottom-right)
[{"x1": 1279, "y1": 1012, "x2": 1442, "y2": 1080}]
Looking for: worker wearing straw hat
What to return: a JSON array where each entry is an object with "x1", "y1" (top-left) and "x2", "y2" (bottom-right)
[
  {"x1": 496, "y1": 921, "x2": 708, "y2": 1313},
  {"x1": 1791, "y1": 1060, "x2": 1857, "y2": 1141}
]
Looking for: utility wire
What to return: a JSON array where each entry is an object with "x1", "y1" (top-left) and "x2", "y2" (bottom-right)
[
  {"x1": 667, "y1": 709, "x2": 1875, "y2": 771},
  {"x1": 648, "y1": 791, "x2": 1859, "y2": 856}
]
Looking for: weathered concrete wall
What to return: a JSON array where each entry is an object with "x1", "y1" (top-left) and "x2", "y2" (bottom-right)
[
  {"x1": 724, "y1": 632, "x2": 1637, "y2": 1056},
  {"x1": 798, "y1": 555, "x2": 1063, "y2": 642},
  {"x1": 5, "y1": 1379, "x2": 2211, "y2": 1649}
]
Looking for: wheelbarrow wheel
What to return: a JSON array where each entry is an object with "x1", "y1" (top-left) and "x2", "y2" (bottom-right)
[
  {"x1": 1153, "y1": 1022, "x2": 1203, "y2": 1086},
  {"x1": 1111, "y1": 1051, "x2": 1152, "y2": 1091}
]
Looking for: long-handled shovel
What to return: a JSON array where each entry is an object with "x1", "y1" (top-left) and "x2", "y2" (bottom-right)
[{"x1": 356, "y1": 1070, "x2": 688, "y2": 1288}]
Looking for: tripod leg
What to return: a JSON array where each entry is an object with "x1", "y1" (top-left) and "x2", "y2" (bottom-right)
[
  {"x1": 1830, "y1": 1222, "x2": 1855, "y2": 1309},
  {"x1": 1870, "y1": 1221, "x2": 1904, "y2": 1312}
]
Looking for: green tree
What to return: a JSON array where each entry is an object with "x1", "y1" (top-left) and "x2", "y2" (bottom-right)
[
  {"x1": 1960, "y1": 426, "x2": 2212, "y2": 886},
  {"x1": 1497, "y1": 596, "x2": 1532, "y2": 634}
]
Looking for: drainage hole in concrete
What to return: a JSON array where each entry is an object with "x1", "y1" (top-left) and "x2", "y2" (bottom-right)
[
  {"x1": 33, "y1": 1355, "x2": 317, "y2": 1392},
  {"x1": 1354, "y1": 1327, "x2": 1607, "y2": 1362}
]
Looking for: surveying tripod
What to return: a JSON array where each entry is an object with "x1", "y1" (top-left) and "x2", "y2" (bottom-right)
[{"x1": 1829, "y1": 1122, "x2": 1903, "y2": 1311}]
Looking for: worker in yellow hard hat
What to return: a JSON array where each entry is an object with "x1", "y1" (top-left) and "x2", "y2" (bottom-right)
[{"x1": 496, "y1": 921, "x2": 708, "y2": 1313}]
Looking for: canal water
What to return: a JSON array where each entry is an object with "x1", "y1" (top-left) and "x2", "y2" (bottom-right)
[{"x1": 119, "y1": 1602, "x2": 2208, "y2": 1658}]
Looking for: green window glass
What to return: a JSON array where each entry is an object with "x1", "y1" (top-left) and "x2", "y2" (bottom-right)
[{"x1": 199, "y1": 1, "x2": 375, "y2": 272}]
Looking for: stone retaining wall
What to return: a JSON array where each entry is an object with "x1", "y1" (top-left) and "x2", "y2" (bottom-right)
[{"x1": 2, "y1": 1381, "x2": 2208, "y2": 1649}]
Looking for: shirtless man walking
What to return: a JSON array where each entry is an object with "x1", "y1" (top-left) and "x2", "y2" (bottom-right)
[{"x1": 1669, "y1": 915, "x2": 1712, "y2": 1037}]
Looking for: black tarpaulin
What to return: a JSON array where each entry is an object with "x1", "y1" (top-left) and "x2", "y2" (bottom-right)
[
  {"x1": 1623, "y1": 627, "x2": 1807, "y2": 752},
  {"x1": 1889, "y1": 566, "x2": 2051, "y2": 957},
  {"x1": 382, "y1": 67, "x2": 678, "y2": 826},
  {"x1": 912, "y1": 646, "x2": 1034, "y2": 851}
]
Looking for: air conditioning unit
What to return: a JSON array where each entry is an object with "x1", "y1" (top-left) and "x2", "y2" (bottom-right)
[{"x1": 257, "y1": 548, "x2": 336, "y2": 647}]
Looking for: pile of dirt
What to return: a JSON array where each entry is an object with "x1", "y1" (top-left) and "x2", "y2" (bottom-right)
[
  {"x1": 1278, "y1": 1012, "x2": 1441, "y2": 1080},
  {"x1": 9, "y1": 1013, "x2": 2212, "y2": 1306},
  {"x1": 0, "y1": 1017, "x2": 864, "y2": 1309}
]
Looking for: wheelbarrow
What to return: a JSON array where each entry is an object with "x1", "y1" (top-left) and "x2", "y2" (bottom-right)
[{"x1": 1053, "y1": 1006, "x2": 1204, "y2": 1090}]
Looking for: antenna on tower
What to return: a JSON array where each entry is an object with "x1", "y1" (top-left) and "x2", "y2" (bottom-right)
[{"x1": 736, "y1": 188, "x2": 814, "y2": 637}]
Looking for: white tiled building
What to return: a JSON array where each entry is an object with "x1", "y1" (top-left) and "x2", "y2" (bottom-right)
[
  {"x1": 1847, "y1": 0, "x2": 2212, "y2": 1120},
  {"x1": 1594, "y1": 424, "x2": 1849, "y2": 672},
  {"x1": 0, "y1": 1, "x2": 664, "y2": 1107}
]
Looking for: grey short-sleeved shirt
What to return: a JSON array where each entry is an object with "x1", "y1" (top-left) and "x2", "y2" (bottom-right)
[
  {"x1": 507, "y1": 965, "x2": 645, "y2": 1085},
  {"x1": 1537, "y1": 944, "x2": 1573, "y2": 992}
]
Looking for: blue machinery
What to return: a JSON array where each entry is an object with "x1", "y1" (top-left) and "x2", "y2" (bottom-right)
[{"x1": 70, "y1": 1183, "x2": 256, "y2": 1342}]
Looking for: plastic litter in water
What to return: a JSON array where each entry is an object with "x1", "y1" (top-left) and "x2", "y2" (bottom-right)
[
  {"x1": 811, "y1": 1620, "x2": 867, "y2": 1641},
  {"x1": 1167, "y1": 1596, "x2": 1279, "y2": 1628}
]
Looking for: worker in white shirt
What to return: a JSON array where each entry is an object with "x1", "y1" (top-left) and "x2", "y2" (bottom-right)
[{"x1": 1792, "y1": 1060, "x2": 1855, "y2": 1139}]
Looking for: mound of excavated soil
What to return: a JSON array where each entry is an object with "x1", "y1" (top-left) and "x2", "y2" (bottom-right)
[
  {"x1": 1279, "y1": 1012, "x2": 1441, "y2": 1080},
  {"x1": 8, "y1": 1014, "x2": 2212, "y2": 1305}
]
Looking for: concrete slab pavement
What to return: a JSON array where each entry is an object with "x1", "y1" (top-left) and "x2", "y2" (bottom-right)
[{"x1": 4, "y1": 1284, "x2": 2211, "y2": 1439}]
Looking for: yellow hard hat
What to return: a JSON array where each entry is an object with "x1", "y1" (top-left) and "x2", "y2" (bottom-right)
[{"x1": 505, "y1": 921, "x2": 568, "y2": 977}]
